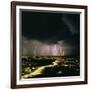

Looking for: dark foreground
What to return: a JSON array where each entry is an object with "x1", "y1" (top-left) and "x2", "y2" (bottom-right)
[{"x1": 21, "y1": 56, "x2": 80, "y2": 79}]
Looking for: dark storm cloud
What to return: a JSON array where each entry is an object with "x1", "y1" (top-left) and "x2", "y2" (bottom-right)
[
  {"x1": 22, "y1": 11, "x2": 80, "y2": 42},
  {"x1": 62, "y1": 14, "x2": 80, "y2": 34},
  {"x1": 21, "y1": 10, "x2": 80, "y2": 56}
]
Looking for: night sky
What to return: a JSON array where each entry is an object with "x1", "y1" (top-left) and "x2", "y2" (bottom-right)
[{"x1": 21, "y1": 10, "x2": 80, "y2": 56}]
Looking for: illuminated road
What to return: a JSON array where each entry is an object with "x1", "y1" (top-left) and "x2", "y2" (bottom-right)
[{"x1": 21, "y1": 60, "x2": 59, "y2": 79}]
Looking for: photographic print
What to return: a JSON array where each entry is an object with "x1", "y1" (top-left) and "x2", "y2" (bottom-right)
[
  {"x1": 21, "y1": 9, "x2": 80, "y2": 79},
  {"x1": 11, "y1": 1, "x2": 87, "y2": 89}
]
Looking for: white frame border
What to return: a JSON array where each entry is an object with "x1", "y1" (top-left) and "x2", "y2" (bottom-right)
[{"x1": 16, "y1": 5, "x2": 85, "y2": 85}]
